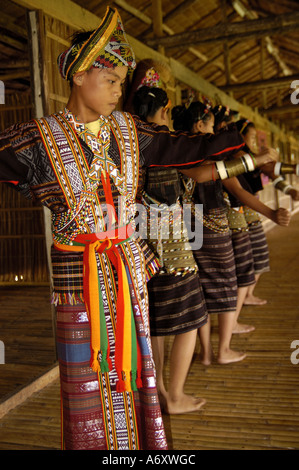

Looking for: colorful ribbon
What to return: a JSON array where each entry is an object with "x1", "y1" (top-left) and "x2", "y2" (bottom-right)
[{"x1": 54, "y1": 223, "x2": 141, "y2": 392}]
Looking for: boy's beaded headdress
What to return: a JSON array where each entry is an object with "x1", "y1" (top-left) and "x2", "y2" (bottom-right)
[{"x1": 58, "y1": 7, "x2": 136, "y2": 80}]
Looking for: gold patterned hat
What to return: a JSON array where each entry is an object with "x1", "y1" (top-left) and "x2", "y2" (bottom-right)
[{"x1": 58, "y1": 7, "x2": 136, "y2": 80}]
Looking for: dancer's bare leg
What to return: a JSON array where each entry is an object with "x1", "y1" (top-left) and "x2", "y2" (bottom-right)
[
  {"x1": 165, "y1": 329, "x2": 206, "y2": 414},
  {"x1": 198, "y1": 316, "x2": 214, "y2": 365},
  {"x1": 243, "y1": 274, "x2": 267, "y2": 305},
  {"x1": 232, "y1": 286, "x2": 255, "y2": 334},
  {"x1": 217, "y1": 311, "x2": 247, "y2": 364},
  {"x1": 151, "y1": 335, "x2": 167, "y2": 408}
]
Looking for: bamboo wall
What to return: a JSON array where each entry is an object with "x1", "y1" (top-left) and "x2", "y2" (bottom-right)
[
  {"x1": 41, "y1": 14, "x2": 75, "y2": 115},
  {"x1": 0, "y1": 94, "x2": 49, "y2": 285},
  {"x1": 0, "y1": 93, "x2": 32, "y2": 130}
]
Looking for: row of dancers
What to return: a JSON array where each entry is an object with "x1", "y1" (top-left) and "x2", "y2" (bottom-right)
[{"x1": 125, "y1": 61, "x2": 298, "y2": 415}]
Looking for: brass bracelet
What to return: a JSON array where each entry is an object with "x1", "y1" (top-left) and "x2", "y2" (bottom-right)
[
  {"x1": 274, "y1": 162, "x2": 296, "y2": 176},
  {"x1": 272, "y1": 176, "x2": 293, "y2": 194},
  {"x1": 225, "y1": 159, "x2": 248, "y2": 178},
  {"x1": 215, "y1": 159, "x2": 244, "y2": 179}
]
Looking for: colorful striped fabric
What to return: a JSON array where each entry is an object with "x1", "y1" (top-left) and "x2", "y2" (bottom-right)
[{"x1": 57, "y1": 7, "x2": 136, "y2": 80}]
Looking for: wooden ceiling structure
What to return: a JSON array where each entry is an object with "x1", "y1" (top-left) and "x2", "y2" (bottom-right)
[{"x1": 1, "y1": 0, "x2": 299, "y2": 143}]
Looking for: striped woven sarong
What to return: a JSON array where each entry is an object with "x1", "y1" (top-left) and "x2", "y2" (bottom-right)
[
  {"x1": 148, "y1": 271, "x2": 207, "y2": 336},
  {"x1": 231, "y1": 231, "x2": 255, "y2": 287},
  {"x1": 192, "y1": 226, "x2": 238, "y2": 314},
  {"x1": 247, "y1": 220, "x2": 270, "y2": 274},
  {"x1": 55, "y1": 237, "x2": 167, "y2": 450},
  {"x1": 56, "y1": 301, "x2": 165, "y2": 450}
]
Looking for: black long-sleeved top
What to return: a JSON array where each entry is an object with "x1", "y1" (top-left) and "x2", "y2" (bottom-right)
[{"x1": 0, "y1": 112, "x2": 244, "y2": 211}]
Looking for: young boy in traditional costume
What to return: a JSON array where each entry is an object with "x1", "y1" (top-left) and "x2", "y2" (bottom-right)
[{"x1": 0, "y1": 7, "x2": 278, "y2": 450}]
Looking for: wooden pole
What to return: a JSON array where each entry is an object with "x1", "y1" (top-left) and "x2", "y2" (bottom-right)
[
  {"x1": 260, "y1": 37, "x2": 267, "y2": 109},
  {"x1": 27, "y1": 10, "x2": 56, "y2": 354},
  {"x1": 152, "y1": 0, "x2": 165, "y2": 56},
  {"x1": 221, "y1": 0, "x2": 231, "y2": 87}
]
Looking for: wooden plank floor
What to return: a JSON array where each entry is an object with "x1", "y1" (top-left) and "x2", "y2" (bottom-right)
[
  {"x1": 0, "y1": 213, "x2": 299, "y2": 450},
  {"x1": 0, "y1": 285, "x2": 57, "y2": 400}
]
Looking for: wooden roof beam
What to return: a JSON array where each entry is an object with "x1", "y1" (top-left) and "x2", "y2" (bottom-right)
[
  {"x1": 163, "y1": 0, "x2": 200, "y2": 23},
  {"x1": 0, "y1": 70, "x2": 30, "y2": 81},
  {"x1": 0, "y1": 59, "x2": 29, "y2": 69},
  {"x1": 263, "y1": 104, "x2": 299, "y2": 116},
  {"x1": 113, "y1": 0, "x2": 152, "y2": 26},
  {"x1": 232, "y1": 0, "x2": 292, "y2": 77},
  {"x1": 219, "y1": 74, "x2": 299, "y2": 92},
  {"x1": 113, "y1": 0, "x2": 172, "y2": 34},
  {"x1": 114, "y1": 0, "x2": 238, "y2": 81},
  {"x1": 0, "y1": 33, "x2": 27, "y2": 52},
  {"x1": 0, "y1": 12, "x2": 28, "y2": 38},
  {"x1": 146, "y1": 11, "x2": 299, "y2": 48}
]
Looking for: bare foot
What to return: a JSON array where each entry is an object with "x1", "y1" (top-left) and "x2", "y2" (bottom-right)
[
  {"x1": 200, "y1": 355, "x2": 213, "y2": 366},
  {"x1": 243, "y1": 295, "x2": 267, "y2": 306},
  {"x1": 218, "y1": 349, "x2": 247, "y2": 365},
  {"x1": 232, "y1": 322, "x2": 255, "y2": 334},
  {"x1": 199, "y1": 346, "x2": 215, "y2": 366},
  {"x1": 164, "y1": 394, "x2": 206, "y2": 415}
]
